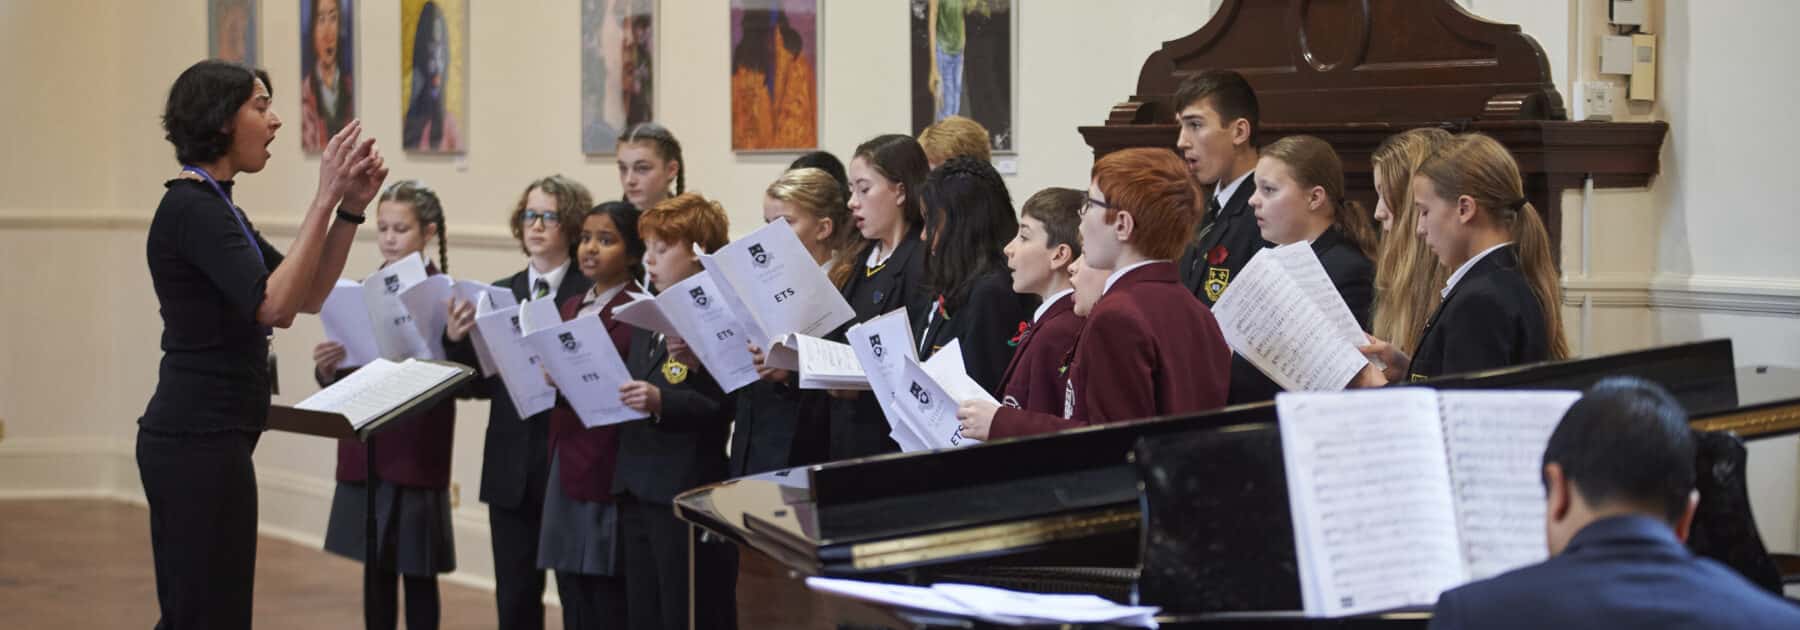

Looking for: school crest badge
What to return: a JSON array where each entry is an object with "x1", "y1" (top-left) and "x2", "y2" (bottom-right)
[
  {"x1": 689, "y1": 286, "x2": 710, "y2": 308},
  {"x1": 910, "y1": 382, "x2": 932, "y2": 407},
  {"x1": 662, "y1": 357, "x2": 690, "y2": 384},
  {"x1": 869, "y1": 334, "x2": 886, "y2": 359},
  {"x1": 748, "y1": 243, "x2": 771, "y2": 268},
  {"x1": 384, "y1": 275, "x2": 402, "y2": 294},
  {"x1": 1205, "y1": 267, "x2": 1231, "y2": 302},
  {"x1": 559, "y1": 331, "x2": 580, "y2": 353}
]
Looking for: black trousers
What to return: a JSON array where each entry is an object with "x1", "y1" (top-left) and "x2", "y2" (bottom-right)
[
  {"x1": 489, "y1": 465, "x2": 550, "y2": 630},
  {"x1": 619, "y1": 499, "x2": 738, "y2": 630},
  {"x1": 366, "y1": 571, "x2": 441, "y2": 630},
  {"x1": 554, "y1": 571, "x2": 626, "y2": 630},
  {"x1": 137, "y1": 428, "x2": 260, "y2": 630}
]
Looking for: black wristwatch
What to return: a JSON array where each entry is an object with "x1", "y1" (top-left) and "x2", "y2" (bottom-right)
[{"x1": 335, "y1": 208, "x2": 366, "y2": 225}]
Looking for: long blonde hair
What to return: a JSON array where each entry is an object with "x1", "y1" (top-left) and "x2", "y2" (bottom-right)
[
  {"x1": 1416, "y1": 133, "x2": 1569, "y2": 360},
  {"x1": 767, "y1": 167, "x2": 860, "y2": 288},
  {"x1": 1370, "y1": 128, "x2": 1452, "y2": 354}
]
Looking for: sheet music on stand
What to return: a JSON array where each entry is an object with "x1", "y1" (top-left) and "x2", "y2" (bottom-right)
[
  {"x1": 293, "y1": 358, "x2": 466, "y2": 430},
  {"x1": 1211, "y1": 243, "x2": 1368, "y2": 392},
  {"x1": 1275, "y1": 388, "x2": 1579, "y2": 617}
]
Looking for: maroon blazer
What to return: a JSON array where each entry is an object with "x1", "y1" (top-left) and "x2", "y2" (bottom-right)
[
  {"x1": 332, "y1": 263, "x2": 456, "y2": 488},
  {"x1": 546, "y1": 286, "x2": 634, "y2": 502},
  {"x1": 990, "y1": 262, "x2": 1230, "y2": 439},
  {"x1": 996, "y1": 293, "x2": 1083, "y2": 417}
]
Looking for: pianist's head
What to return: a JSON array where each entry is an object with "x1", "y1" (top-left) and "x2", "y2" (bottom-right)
[{"x1": 1539, "y1": 377, "x2": 1698, "y2": 556}]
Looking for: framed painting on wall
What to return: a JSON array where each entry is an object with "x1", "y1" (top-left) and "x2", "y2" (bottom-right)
[
  {"x1": 729, "y1": 0, "x2": 820, "y2": 152},
  {"x1": 400, "y1": 0, "x2": 468, "y2": 153},
  {"x1": 910, "y1": 0, "x2": 1014, "y2": 152},
  {"x1": 300, "y1": 0, "x2": 355, "y2": 154},
  {"x1": 582, "y1": 0, "x2": 657, "y2": 154},
  {"x1": 209, "y1": 0, "x2": 260, "y2": 67}
]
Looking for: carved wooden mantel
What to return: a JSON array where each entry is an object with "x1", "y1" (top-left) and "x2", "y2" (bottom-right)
[{"x1": 1079, "y1": 0, "x2": 1668, "y2": 262}]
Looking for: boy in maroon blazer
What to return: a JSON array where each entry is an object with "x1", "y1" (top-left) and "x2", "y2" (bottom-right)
[
  {"x1": 960, "y1": 148, "x2": 1231, "y2": 439},
  {"x1": 996, "y1": 187, "x2": 1086, "y2": 416}
]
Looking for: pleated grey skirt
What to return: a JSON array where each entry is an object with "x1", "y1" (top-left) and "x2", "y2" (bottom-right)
[
  {"x1": 323, "y1": 479, "x2": 457, "y2": 576},
  {"x1": 536, "y1": 453, "x2": 621, "y2": 576}
]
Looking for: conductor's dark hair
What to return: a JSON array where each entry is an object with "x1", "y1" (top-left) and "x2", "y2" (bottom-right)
[
  {"x1": 789, "y1": 150, "x2": 849, "y2": 198},
  {"x1": 1542, "y1": 377, "x2": 1696, "y2": 524},
  {"x1": 920, "y1": 156, "x2": 1016, "y2": 311},
  {"x1": 163, "y1": 60, "x2": 273, "y2": 165},
  {"x1": 1172, "y1": 69, "x2": 1260, "y2": 147}
]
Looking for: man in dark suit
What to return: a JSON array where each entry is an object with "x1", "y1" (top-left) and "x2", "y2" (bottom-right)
[
  {"x1": 1430, "y1": 377, "x2": 1800, "y2": 629},
  {"x1": 1172, "y1": 69, "x2": 1271, "y2": 306}
]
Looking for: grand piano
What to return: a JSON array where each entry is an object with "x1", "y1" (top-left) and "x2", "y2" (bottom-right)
[
  {"x1": 673, "y1": 1, "x2": 1789, "y2": 627},
  {"x1": 682, "y1": 338, "x2": 1798, "y2": 628}
]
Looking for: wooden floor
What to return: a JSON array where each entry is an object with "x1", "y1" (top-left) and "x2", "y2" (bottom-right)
[{"x1": 0, "y1": 498, "x2": 562, "y2": 630}]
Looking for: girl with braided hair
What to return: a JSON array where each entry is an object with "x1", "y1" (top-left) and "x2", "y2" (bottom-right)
[
  {"x1": 313, "y1": 178, "x2": 457, "y2": 630},
  {"x1": 616, "y1": 122, "x2": 684, "y2": 209}
]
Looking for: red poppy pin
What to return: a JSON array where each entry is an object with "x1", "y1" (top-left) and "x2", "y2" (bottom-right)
[
  {"x1": 1207, "y1": 244, "x2": 1229, "y2": 266},
  {"x1": 1007, "y1": 321, "x2": 1029, "y2": 347}
]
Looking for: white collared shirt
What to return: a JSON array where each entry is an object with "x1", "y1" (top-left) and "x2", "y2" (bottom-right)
[
  {"x1": 1032, "y1": 289, "x2": 1074, "y2": 323},
  {"x1": 527, "y1": 258, "x2": 572, "y2": 301},
  {"x1": 577, "y1": 281, "x2": 629, "y2": 318},
  {"x1": 1214, "y1": 170, "x2": 1254, "y2": 217},
  {"x1": 1442, "y1": 242, "x2": 1513, "y2": 299},
  {"x1": 1104, "y1": 260, "x2": 1161, "y2": 295}
]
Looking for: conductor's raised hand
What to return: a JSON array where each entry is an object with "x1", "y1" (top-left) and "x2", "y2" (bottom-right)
[
  {"x1": 339, "y1": 135, "x2": 389, "y2": 214},
  {"x1": 314, "y1": 119, "x2": 363, "y2": 205}
]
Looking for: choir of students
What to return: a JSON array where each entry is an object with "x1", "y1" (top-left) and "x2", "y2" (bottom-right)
[{"x1": 281, "y1": 68, "x2": 1589, "y2": 629}]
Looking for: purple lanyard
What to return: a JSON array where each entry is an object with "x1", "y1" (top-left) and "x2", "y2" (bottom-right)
[
  {"x1": 184, "y1": 166, "x2": 273, "y2": 337},
  {"x1": 182, "y1": 166, "x2": 266, "y2": 268}
]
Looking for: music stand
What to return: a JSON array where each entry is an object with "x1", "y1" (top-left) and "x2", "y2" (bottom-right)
[{"x1": 267, "y1": 360, "x2": 475, "y2": 630}]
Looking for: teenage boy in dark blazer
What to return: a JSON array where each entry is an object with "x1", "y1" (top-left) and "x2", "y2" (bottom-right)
[{"x1": 1173, "y1": 69, "x2": 1272, "y2": 306}]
